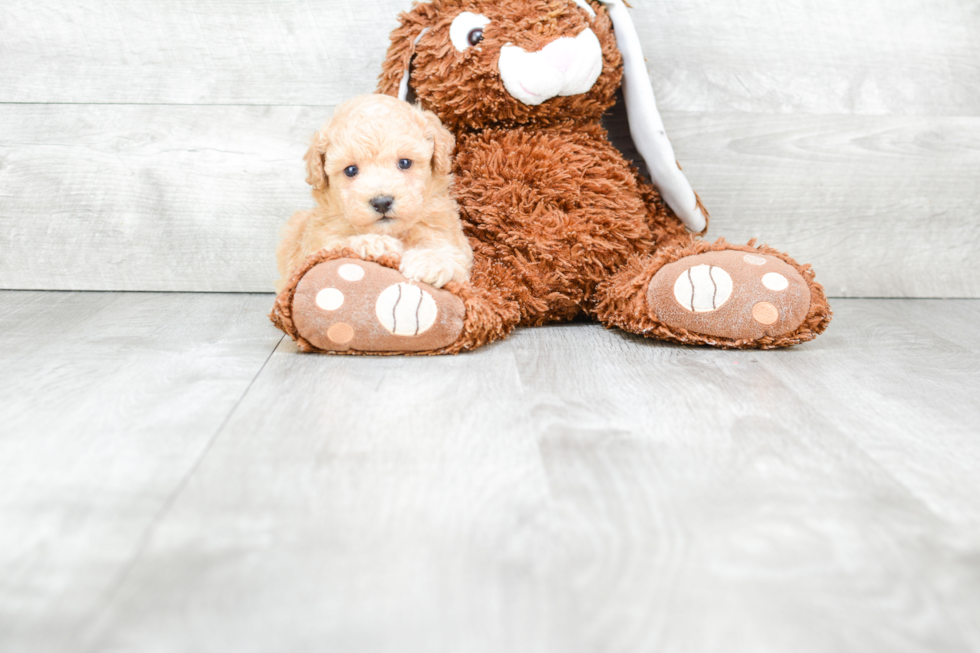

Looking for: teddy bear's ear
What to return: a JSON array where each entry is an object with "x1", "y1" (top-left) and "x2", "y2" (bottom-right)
[
  {"x1": 601, "y1": 0, "x2": 708, "y2": 233},
  {"x1": 377, "y1": 4, "x2": 437, "y2": 100},
  {"x1": 303, "y1": 129, "x2": 329, "y2": 191}
]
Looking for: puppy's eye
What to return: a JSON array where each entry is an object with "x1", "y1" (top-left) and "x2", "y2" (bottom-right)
[
  {"x1": 398, "y1": 159, "x2": 413, "y2": 170},
  {"x1": 344, "y1": 165, "x2": 358, "y2": 178},
  {"x1": 450, "y1": 12, "x2": 491, "y2": 52}
]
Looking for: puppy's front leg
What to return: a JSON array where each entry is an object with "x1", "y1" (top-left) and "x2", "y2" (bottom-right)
[
  {"x1": 330, "y1": 234, "x2": 404, "y2": 260},
  {"x1": 400, "y1": 245, "x2": 471, "y2": 289}
]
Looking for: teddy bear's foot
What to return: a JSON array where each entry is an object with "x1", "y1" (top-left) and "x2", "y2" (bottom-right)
[
  {"x1": 646, "y1": 247, "x2": 823, "y2": 346},
  {"x1": 281, "y1": 258, "x2": 466, "y2": 353}
]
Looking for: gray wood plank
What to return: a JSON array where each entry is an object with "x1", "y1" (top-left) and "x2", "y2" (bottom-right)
[
  {"x1": 80, "y1": 334, "x2": 541, "y2": 653},
  {"x1": 0, "y1": 0, "x2": 405, "y2": 105},
  {"x1": 2, "y1": 105, "x2": 978, "y2": 297},
  {"x1": 0, "y1": 104, "x2": 320, "y2": 292},
  {"x1": 0, "y1": 290, "x2": 281, "y2": 653},
  {"x1": 677, "y1": 113, "x2": 980, "y2": 299},
  {"x1": 79, "y1": 299, "x2": 980, "y2": 653},
  {"x1": 762, "y1": 300, "x2": 980, "y2": 529},
  {"x1": 632, "y1": 0, "x2": 980, "y2": 117},
  {"x1": 507, "y1": 303, "x2": 980, "y2": 652},
  {"x1": 1, "y1": 0, "x2": 977, "y2": 116}
]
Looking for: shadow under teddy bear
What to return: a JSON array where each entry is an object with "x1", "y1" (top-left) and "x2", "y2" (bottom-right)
[{"x1": 272, "y1": 0, "x2": 831, "y2": 354}]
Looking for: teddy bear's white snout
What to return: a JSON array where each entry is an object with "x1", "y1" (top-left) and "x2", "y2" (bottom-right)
[{"x1": 498, "y1": 28, "x2": 603, "y2": 106}]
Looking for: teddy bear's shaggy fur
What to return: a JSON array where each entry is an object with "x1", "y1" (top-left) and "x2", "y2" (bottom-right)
[{"x1": 271, "y1": 0, "x2": 831, "y2": 354}]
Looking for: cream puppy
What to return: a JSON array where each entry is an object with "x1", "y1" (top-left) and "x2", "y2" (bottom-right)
[{"x1": 276, "y1": 94, "x2": 472, "y2": 293}]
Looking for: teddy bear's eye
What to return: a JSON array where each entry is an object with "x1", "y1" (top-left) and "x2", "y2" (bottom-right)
[
  {"x1": 344, "y1": 165, "x2": 358, "y2": 178},
  {"x1": 398, "y1": 159, "x2": 413, "y2": 170},
  {"x1": 450, "y1": 12, "x2": 491, "y2": 52}
]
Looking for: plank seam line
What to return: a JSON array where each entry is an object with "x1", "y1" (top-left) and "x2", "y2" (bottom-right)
[
  {"x1": 0, "y1": 290, "x2": 281, "y2": 296},
  {"x1": 0, "y1": 101, "x2": 340, "y2": 108},
  {"x1": 74, "y1": 333, "x2": 285, "y2": 650},
  {"x1": 1, "y1": 290, "x2": 979, "y2": 301},
  {"x1": 4, "y1": 103, "x2": 978, "y2": 119}
]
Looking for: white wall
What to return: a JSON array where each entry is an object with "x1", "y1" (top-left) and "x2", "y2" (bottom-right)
[{"x1": 1, "y1": 0, "x2": 977, "y2": 296}]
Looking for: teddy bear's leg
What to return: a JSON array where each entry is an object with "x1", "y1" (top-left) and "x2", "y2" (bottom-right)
[
  {"x1": 592, "y1": 239, "x2": 832, "y2": 349},
  {"x1": 270, "y1": 249, "x2": 520, "y2": 355}
]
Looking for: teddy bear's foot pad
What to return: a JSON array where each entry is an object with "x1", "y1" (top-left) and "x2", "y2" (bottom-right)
[
  {"x1": 291, "y1": 259, "x2": 465, "y2": 353},
  {"x1": 647, "y1": 250, "x2": 811, "y2": 342}
]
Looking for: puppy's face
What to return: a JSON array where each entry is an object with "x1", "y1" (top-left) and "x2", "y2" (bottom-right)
[{"x1": 305, "y1": 95, "x2": 455, "y2": 236}]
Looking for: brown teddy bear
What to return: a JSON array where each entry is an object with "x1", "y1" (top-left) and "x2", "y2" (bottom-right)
[{"x1": 271, "y1": 0, "x2": 831, "y2": 354}]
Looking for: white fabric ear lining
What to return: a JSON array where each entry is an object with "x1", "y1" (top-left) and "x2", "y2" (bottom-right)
[
  {"x1": 574, "y1": 0, "x2": 597, "y2": 18},
  {"x1": 398, "y1": 28, "x2": 429, "y2": 102},
  {"x1": 601, "y1": 1, "x2": 707, "y2": 233}
]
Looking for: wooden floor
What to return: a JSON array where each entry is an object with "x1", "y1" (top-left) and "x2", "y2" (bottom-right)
[
  {"x1": 1, "y1": 291, "x2": 979, "y2": 653},
  {"x1": 2, "y1": 0, "x2": 978, "y2": 650}
]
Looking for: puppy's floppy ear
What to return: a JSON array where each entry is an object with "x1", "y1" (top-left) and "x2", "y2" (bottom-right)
[
  {"x1": 303, "y1": 129, "x2": 329, "y2": 191},
  {"x1": 422, "y1": 109, "x2": 455, "y2": 178},
  {"x1": 377, "y1": 3, "x2": 437, "y2": 99}
]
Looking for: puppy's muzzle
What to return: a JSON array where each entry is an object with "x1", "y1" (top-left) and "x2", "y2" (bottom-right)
[{"x1": 370, "y1": 195, "x2": 395, "y2": 216}]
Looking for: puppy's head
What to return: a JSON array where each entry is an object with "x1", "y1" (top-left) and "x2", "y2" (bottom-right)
[{"x1": 304, "y1": 94, "x2": 455, "y2": 235}]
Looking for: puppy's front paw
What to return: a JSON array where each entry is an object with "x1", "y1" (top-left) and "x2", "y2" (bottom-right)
[
  {"x1": 343, "y1": 234, "x2": 404, "y2": 260},
  {"x1": 400, "y1": 248, "x2": 462, "y2": 289}
]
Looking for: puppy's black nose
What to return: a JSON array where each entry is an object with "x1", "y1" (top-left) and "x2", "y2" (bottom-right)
[{"x1": 370, "y1": 195, "x2": 394, "y2": 215}]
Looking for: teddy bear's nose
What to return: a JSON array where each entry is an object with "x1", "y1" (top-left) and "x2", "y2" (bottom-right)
[
  {"x1": 370, "y1": 195, "x2": 394, "y2": 215},
  {"x1": 498, "y1": 28, "x2": 603, "y2": 106},
  {"x1": 542, "y1": 37, "x2": 576, "y2": 74}
]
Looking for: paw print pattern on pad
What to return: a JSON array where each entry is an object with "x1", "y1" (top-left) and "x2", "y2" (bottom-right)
[
  {"x1": 290, "y1": 259, "x2": 465, "y2": 353},
  {"x1": 648, "y1": 250, "x2": 811, "y2": 342},
  {"x1": 375, "y1": 283, "x2": 439, "y2": 336},
  {"x1": 672, "y1": 264, "x2": 733, "y2": 312}
]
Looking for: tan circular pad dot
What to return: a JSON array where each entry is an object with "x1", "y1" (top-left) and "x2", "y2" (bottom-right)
[
  {"x1": 338, "y1": 263, "x2": 365, "y2": 282},
  {"x1": 327, "y1": 322, "x2": 354, "y2": 344},
  {"x1": 753, "y1": 302, "x2": 779, "y2": 325},
  {"x1": 743, "y1": 254, "x2": 768, "y2": 266},
  {"x1": 762, "y1": 272, "x2": 789, "y2": 291},
  {"x1": 316, "y1": 288, "x2": 345, "y2": 311}
]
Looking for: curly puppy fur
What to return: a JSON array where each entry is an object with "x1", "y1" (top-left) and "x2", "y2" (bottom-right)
[{"x1": 275, "y1": 94, "x2": 472, "y2": 293}]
